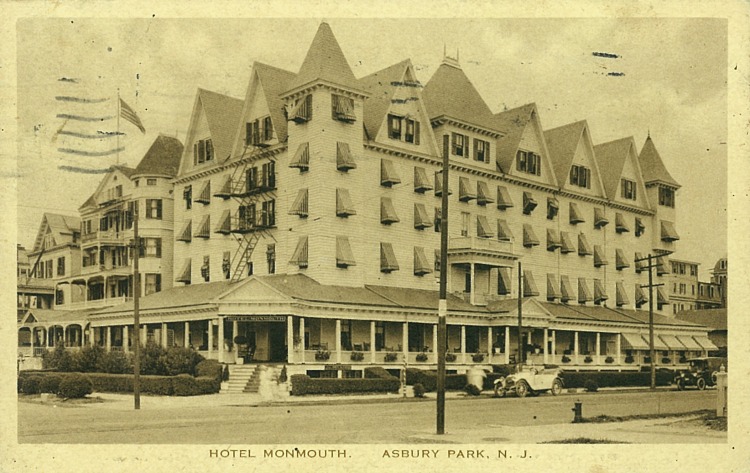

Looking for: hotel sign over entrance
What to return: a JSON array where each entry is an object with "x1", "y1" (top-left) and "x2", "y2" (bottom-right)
[{"x1": 225, "y1": 315, "x2": 286, "y2": 322}]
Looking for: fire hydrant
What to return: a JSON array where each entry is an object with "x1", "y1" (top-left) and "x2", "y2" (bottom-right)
[{"x1": 572, "y1": 400, "x2": 583, "y2": 423}]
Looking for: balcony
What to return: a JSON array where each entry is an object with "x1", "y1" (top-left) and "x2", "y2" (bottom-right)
[
  {"x1": 61, "y1": 295, "x2": 133, "y2": 310},
  {"x1": 448, "y1": 237, "x2": 517, "y2": 265},
  {"x1": 81, "y1": 228, "x2": 133, "y2": 246}
]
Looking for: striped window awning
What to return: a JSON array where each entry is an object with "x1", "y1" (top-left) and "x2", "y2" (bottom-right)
[
  {"x1": 381, "y1": 159, "x2": 401, "y2": 187},
  {"x1": 692, "y1": 335, "x2": 719, "y2": 351},
  {"x1": 523, "y1": 192, "x2": 537, "y2": 215},
  {"x1": 677, "y1": 336, "x2": 702, "y2": 350},
  {"x1": 413, "y1": 167, "x2": 432, "y2": 193},
  {"x1": 560, "y1": 275, "x2": 574, "y2": 302},
  {"x1": 477, "y1": 181, "x2": 493, "y2": 206},
  {"x1": 177, "y1": 220, "x2": 192, "y2": 242},
  {"x1": 336, "y1": 188, "x2": 356, "y2": 217},
  {"x1": 289, "y1": 236, "x2": 308, "y2": 268},
  {"x1": 616, "y1": 282, "x2": 629, "y2": 307},
  {"x1": 594, "y1": 207, "x2": 609, "y2": 228},
  {"x1": 656, "y1": 286, "x2": 669, "y2": 304},
  {"x1": 615, "y1": 213, "x2": 630, "y2": 233},
  {"x1": 194, "y1": 215, "x2": 210, "y2": 239},
  {"x1": 381, "y1": 197, "x2": 400, "y2": 225},
  {"x1": 635, "y1": 252, "x2": 647, "y2": 273},
  {"x1": 661, "y1": 220, "x2": 680, "y2": 242},
  {"x1": 523, "y1": 224, "x2": 540, "y2": 247},
  {"x1": 213, "y1": 174, "x2": 232, "y2": 199},
  {"x1": 578, "y1": 233, "x2": 592, "y2": 256},
  {"x1": 523, "y1": 270, "x2": 539, "y2": 297},
  {"x1": 560, "y1": 232, "x2": 576, "y2": 254},
  {"x1": 477, "y1": 215, "x2": 494, "y2": 238},
  {"x1": 569, "y1": 202, "x2": 585, "y2": 224},
  {"x1": 413, "y1": 203, "x2": 431, "y2": 230},
  {"x1": 593, "y1": 245, "x2": 608, "y2": 267},
  {"x1": 214, "y1": 209, "x2": 231, "y2": 234},
  {"x1": 497, "y1": 220, "x2": 513, "y2": 242},
  {"x1": 547, "y1": 197, "x2": 559, "y2": 219},
  {"x1": 635, "y1": 284, "x2": 648, "y2": 305},
  {"x1": 621, "y1": 333, "x2": 649, "y2": 350},
  {"x1": 336, "y1": 142, "x2": 356, "y2": 171},
  {"x1": 380, "y1": 242, "x2": 399, "y2": 273},
  {"x1": 594, "y1": 279, "x2": 608, "y2": 303},
  {"x1": 659, "y1": 334, "x2": 685, "y2": 350},
  {"x1": 336, "y1": 236, "x2": 356, "y2": 268},
  {"x1": 498, "y1": 267, "x2": 512, "y2": 295},
  {"x1": 290, "y1": 142, "x2": 310, "y2": 171},
  {"x1": 289, "y1": 188, "x2": 309, "y2": 217},
  {"x1": 496, "y1": 186, "x2": 513, "y2": 210},
  {"x1": 635, "y1": 217, "x2": 646, "y2": 236},
  {"x1": 459, "y1": 177, "x2": 476, "y2": 202},
  {"x1": 616, "y1": 248, "x2": 630, "y2": 270},
  {"x1": 332, "y1": 95, "x2": 356, "y2": 122},
  {"x1": 413, "y1": 246, "x2": 432, "y2": 276},
  {"x1": 547, "y1": 228, "x2": 561, "y2": 251},
  {"x1": 656, "y1": 255, "x2": 670, "y2": 275},
  {"x1": 195, "y1": 180, "x2": 211, "y2": 204},
  {"x1": 547, "y1": 273, "x2": 561, "y2": 301},
  {"x1": 434, "y1": 171, "x2": 452, "y2": 196},
  {"x1": 175, "y1": 259, "x2": 191, "y2": 283},
  {"x1": 578, "y1": 278, "x2": 593, "y2": 303}
]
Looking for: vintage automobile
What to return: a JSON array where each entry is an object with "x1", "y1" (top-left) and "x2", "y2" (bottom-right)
[
  {"x1": 493, "y1": 365, "x2": 564, "y2": 398},
  {"x1": 675, "y1": 357, "x2": 727, "y2": 390}
]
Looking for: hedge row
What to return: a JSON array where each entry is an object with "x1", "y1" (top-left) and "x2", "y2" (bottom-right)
[
  {"x1": 290, "y1": 374, "x2": 400, "y2": 395},
  {"x1": 560, "y1": 370, "x2": 674, "y2": 388},
  {"x1": 18, "y1": 371, "x2": 219, "y2": 396},
  {"x1": 404, "y1": 369, "x2": 467, "y2": 392}
]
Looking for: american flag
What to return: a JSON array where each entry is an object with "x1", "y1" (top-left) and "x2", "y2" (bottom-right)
[{"x1": 120, "y1": 98, "x2": 146, "y2": 133}]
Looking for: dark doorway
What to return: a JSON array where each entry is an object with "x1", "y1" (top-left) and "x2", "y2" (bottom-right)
[{"x1": 269, "y1": 323, "x2": 287, "y2": 362}]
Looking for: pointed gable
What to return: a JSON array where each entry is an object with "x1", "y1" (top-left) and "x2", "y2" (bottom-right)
[
  {"x1": 545, "y1": 120, "x2": 605, "y2": 197},
  {"x1": 287, "y1": 22, "x2": 360, "y2": 93},
  {"x1": 593, "y1": 137, "x2": 650, "y2": 208},
  {"x1": 32, "y1": 213, "x2": 81, "y2": 252},
  {"x1": 198, "y1": 88, "x2": 244, "y2": 162},
  {"x1": 493, "y1": 104, "x2": 557, "y2": 187},
  {"x1": 253, "y1": 63, "x2": 296, "y2": 142},
  {"x1": 359, "y1": 60, "x2": 411, "y2": 140},
  {"x1": 639, "y1": 136, "x2": 680, "y2": 188},
  {"x1": 133, "y1": 135, "x2": 184, "y2": 178},
  {"x1": 421, "y1": 60, "x2": 496, "y2": 130}
]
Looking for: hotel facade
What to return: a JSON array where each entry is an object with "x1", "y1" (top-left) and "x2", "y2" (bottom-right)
[{"x1": 19, "y1": 23, "x2": 717, "y2": 377}]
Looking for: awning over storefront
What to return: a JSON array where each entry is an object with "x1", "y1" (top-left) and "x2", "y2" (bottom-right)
[
  {"x1": 677, "y1": 336, "x2": 703, "y2": 350},
  {"x1": 693, "y1": 335, "x2": 719, "y2": 351},
  {"x1": 621, "y1": 333, "x2": 649, "y2": 350},
  {"x1": 648, "y1": 335, "x2": 669, "y2": 351},
  {"x1": 659, "y1": 334, "x2": 685, "y2": 350}
]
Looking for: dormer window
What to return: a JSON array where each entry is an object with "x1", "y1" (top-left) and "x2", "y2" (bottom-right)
[
  {"x1": 193, "y1": 138, "x2": 214, "y2": 165},
  {"x1": 621, "y1": 178, "x2": 636, "y2": 200},
  {"x1": 245, "y1": 116, "x2": 273, "y2": 147},
  {"x1": 473, "y1": 139, "x2": 490, "y2": 163},
  {"x1": 659, "y1": 187, "x2": 675, "y2": 208},
  {"x1": 332, "y1": 94, "x2": 355, "y2": 122},
  {"x1": 570, "y1": 165, "x2": 590, "y2": 188},
  {"x1": 451, "y1": 133, "x2": 468, "y2": 157},
  {"x1": 388, "y1": 114, "x2": 420, "y2": 144},
  {"x1": 517, "y1": 150, "x2": 541, "y2": 176},
  {"x1": 405, "y1": 118, "x2": 420, "y2": 144}
]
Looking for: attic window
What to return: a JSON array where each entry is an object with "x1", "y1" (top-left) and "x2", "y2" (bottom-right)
[
  {"x1": 621, "y1": 178, "x2": 636, "y2": 200},
  {"x1": 245, "y1": 116, "x2": 273, "y2": 147},
  {"x1": 146, "y1": 178, "x2": 157, "y2": 186},
  {"x1": 659, "y1": 187, "x2": 675, "y2": 208},
  {"x1": 193, "y1": 138, "x2": 214, "y2": 165},
  {"x1": 570, "y1": 165, "x2": 590, "y2": 188},
  {"x1": 451, "y1": 133, "x2": 468, "y2": 157},
  {"x1": 332, "y1": 94, "x2": 355, "y2": 122},
  {"x1": 516, "y1": 150, "x2": 541, "y2": 176},
  {"x1": 474, "y1": 139, "x2": 490, "y2": 163},
  {"x1": 405, "y1": 118, "x2": 420, "y2": 144},
  {"x1": 388, "y1": 114, "x2": 402, "y2": 140}
]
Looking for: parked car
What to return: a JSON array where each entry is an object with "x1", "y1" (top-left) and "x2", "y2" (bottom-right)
[
  {"x1": 675, "y1": 357, "x2": 727, "y2": 390},
  {"x1": 493, "y1": 365, "x2": 564, "y2": 398}
]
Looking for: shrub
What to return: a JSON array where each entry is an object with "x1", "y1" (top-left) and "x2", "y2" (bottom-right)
[
  {"x1": 364, "y1": 367, "x2": 396, "y2": 379},
  {"x1": 491, "y1": 364, "x2": 513, "y2": 376},
  {"x1": 278, "y1": 366, "x2": 288, "y2": 383},
  {"x1": 464, "y1": 384, "x2": 482, "y2": 396},
  {"x1": 195, "y1": 359, "x2": 223, "y2": 381},
  {"x1": 42, "y1": 345, "x2": 67, "y2": 370},
  {"x1": 583, "y1": 379, "x2": 599, "y2": 392},
  {"x1": 39, "y1": 374, "x2": 63, "y2": 394},
  {"x1": 413, "y1": 383, "x2": 426, "y2": 398},
  {"x1": 58, "y1": 373, "x2": 93, "y2": 398},
  {"x1": 560, "y1": 371, "x2": 673, "y2": 389},
  {"x1": 21, "y1": 375, "x2": 43, "y2": 394},
  {"x1": 624, "y1": 355, "x2": 634, "y2": 363},
  {"x1": 315, "y1": 350, "x2": 331, "y2": 361},
  {"x1": 484, "y1": 373, "x2": 505, "y2": 390},
  {"x1": 290, "y1": 374, "x2": 399, "y2": 396},
  {"x1": 76, "y1": 345, "x2": 105, "y2": 372},
  {"x1": 222, "y1": 364, "x2": 230, "y2": 382},
  {"x1": 139, "y1": 342, "x2": 167, "y2": 375},
  {"x1": 163, "y1": 346, "x2": 204, "y2": 376},
  {"x1": 661, "y1": 357, "x2": 671, "y2": 364},
  {"x1": 172, "y1": 374, "x2": 199, "y2": 396},
  {"x1": 402, "y1": 369, "x2": 466, "y2": 392},
  {"x1": 97, "y1": 351, "x2": 132, "y2": 374}
]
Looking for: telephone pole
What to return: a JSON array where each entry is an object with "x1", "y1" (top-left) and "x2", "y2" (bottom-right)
[
  {"x1": 132, "y1": 200, "x2": 142, "y2": 409},
  {"x1": 635, "y1": 251, "x2": 672, "y2": 390},
  {"x1": 437, "y1": 135, "x2": 450, "y2": 435}
]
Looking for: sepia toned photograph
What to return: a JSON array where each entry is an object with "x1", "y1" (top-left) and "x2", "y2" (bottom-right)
[{"x1": 4, "y1": 3, "x2": 748, "y2": 472}]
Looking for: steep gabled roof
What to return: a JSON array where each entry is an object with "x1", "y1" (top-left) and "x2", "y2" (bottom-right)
[
  {"x1": 422, "y1": 61, "x2": 496, "y2": 130},
  {"x1": 639, "y1": 136, "x2": 680, "y2": 188},
  {"x1": 358, "y1": 59, "x2": 412, "y2": 140},
  {"x1": 545, "y1": 121, "x2": 587, "y2": 185},
  {"x1": 111, "y1": 164, "x2": 137, "y2": 179},
  {"x1": 32, "y1": 212, "x2": 81, "y2": 252},
  {"x1": 133, "y1": 135, "x2": 184, "y2": 178},
  {"x1": 593, "y1": 137, "x2": 634, "y2": 199},
  {"x1": 287, "y1": 22, "x2": 360, "y2": 93},
  {"x1": 198, "y1": 88, "x2": 244, "y2": 162},
  {"x1": 253, "y1": 63, "x2": 296, "y2": 143},
  {"x1": 493, "y1": 103, "x2": 537, "y2": 173}
]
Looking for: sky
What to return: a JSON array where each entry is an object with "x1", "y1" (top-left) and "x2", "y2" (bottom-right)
[{"x1": 15, "y1": 17, "x2": 728, "y2": 277}]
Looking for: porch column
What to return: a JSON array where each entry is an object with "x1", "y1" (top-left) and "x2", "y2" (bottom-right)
[
  {"x1": 460, "y1": 325, "x2": 466, "y2": 364},
  {"x1": 469, "y1": 263, "x2": 475, "y2": 305},
  {"x1": 574, "y1": 331, "x2": 579, "y2": 364},
  {"x1": 402, "y1": 321, "x2": 408, "y2": 362},
  {"x1": 504, "y1": 326, "x2": 510, "y2": 364},
  {"x1": 551, "y1": 330, "x2": 556, "y2": 358},
  {"x1": 88, "y1": 327, "x2": 94, "y2": 346},
  {"x1": 218, "y1": 316, "x2": 225, "y2": 363},
  {"x1": 161, "y1": 322, "x2": 168, "y2": 347},
  {"x1": 432, "y1": 324, "x2": 438, "y2": 363},
  {"x1": 232, "y1": 320, "x2": 239, "y2": 359},
  {"x1": 335, "y1": 319, "x2": 342, "y2": 363},
  {"x1": 543, "y1": 328, "x2": 549, "y2": 364},
  {"x1": 30, "y1": 329, "x2": 35, "y2": 350},
  {"x1": 141, "y1": 325, "x2": 147, "y2": 346},
  {"x1": 184, "y1": 322, "x2": 190, "y2": 348},
  {"x1": 207, "y1": 320, "x2": 213, "y2": 358},
  {"x1": 123, "y1": 325, "x2": 129, "y2": 352},
  {"x1": 616, "y1": 333, "x2": 621, "y2": 365},
  {"x1": 487, "y1": 327, "x2": 493, "y2": 359},
  {"x1": 370, "y1": 321, "x2": 376, "y2": 361},
  {"x1": 299, "y1": 317, "x2": 306, "y2": 363},
  {"x1": 105, "y1": 326, "x2": 111, "y2": 352},
  {"x1": 596, "y1": 332, "x2": 601, "y2": 364},
  {"x1": 63, "y1": 324, "x2": 68, "y2": 347},
  {"x1": 286, "y1": 316, "x2": 294, "y2": 364}
]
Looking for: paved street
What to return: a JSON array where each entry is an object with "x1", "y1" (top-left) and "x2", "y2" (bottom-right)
[{"x1": 18, "y1": 389, "x2": 724, "y2": 444}]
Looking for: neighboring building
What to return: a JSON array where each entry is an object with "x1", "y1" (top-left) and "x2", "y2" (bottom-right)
[
  {"x1": 711, "y1": 257, "x2": 727, "y2": 308},
  {"x1": 19, "y1": 23, "x2": 714, "y2": 376},
  {"x1": 668, "y1": 258, "x2": 699, "y2": 315},
  {"x1": 54, "y1": 135, "x2": 183, "y2": 312},
  {"x1": 17, "y1": 244, "x2": 30, "y2": 278},
  {"x1": 675, "y1": 308, "x2": 726, "y2": 357}
]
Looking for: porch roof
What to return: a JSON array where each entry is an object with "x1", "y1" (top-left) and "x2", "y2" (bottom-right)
[
  {"x1": 19, "y1": 308, "x2": 93, "y2": 326},
  {"x1": 615, "y1": 308, "x2": 704, "y2": 327}
]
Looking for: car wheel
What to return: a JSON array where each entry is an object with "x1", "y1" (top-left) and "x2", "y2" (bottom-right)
[
  {"x1": 551, "y1": 379, "x2": 563, "y2": 396},
  {"x1": 696, "y1": 378, "x2": 706, "y2": 390},
  {"x1": 516, "y1": 380, "x2": 530, "y2": 398},
  {"x1": 494, "y1": 384, "x2": 506, "y2": 398},
  {"x1": 711, "y1": 371, "x2": 719, "y2": 385},
  {"x1": 676, "y1": 379, "x2": 685, "y2": 391}
]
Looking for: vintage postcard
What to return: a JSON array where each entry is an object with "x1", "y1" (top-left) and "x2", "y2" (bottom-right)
[{"x1": 2, "y1": 1, "x2": 748, "y2": 472}]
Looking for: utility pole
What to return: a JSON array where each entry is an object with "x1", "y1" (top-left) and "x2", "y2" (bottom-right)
[
  {"x1": 132, "y1": 200, "x2": 141, "y2": 409},
  {"x1": 437, "y1": 135, "x2": 450, "y2": 435},
  {"x1": 517, "y1": 261, "x2": 523, "y2": 367},
  {"x1": 636, "y1": 252, "x2": 670, "y2": 390}
]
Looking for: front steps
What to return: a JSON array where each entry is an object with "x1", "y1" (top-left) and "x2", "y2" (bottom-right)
[{"x1": 223, "y1": 364, "x2": 262, "y2": 393}]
